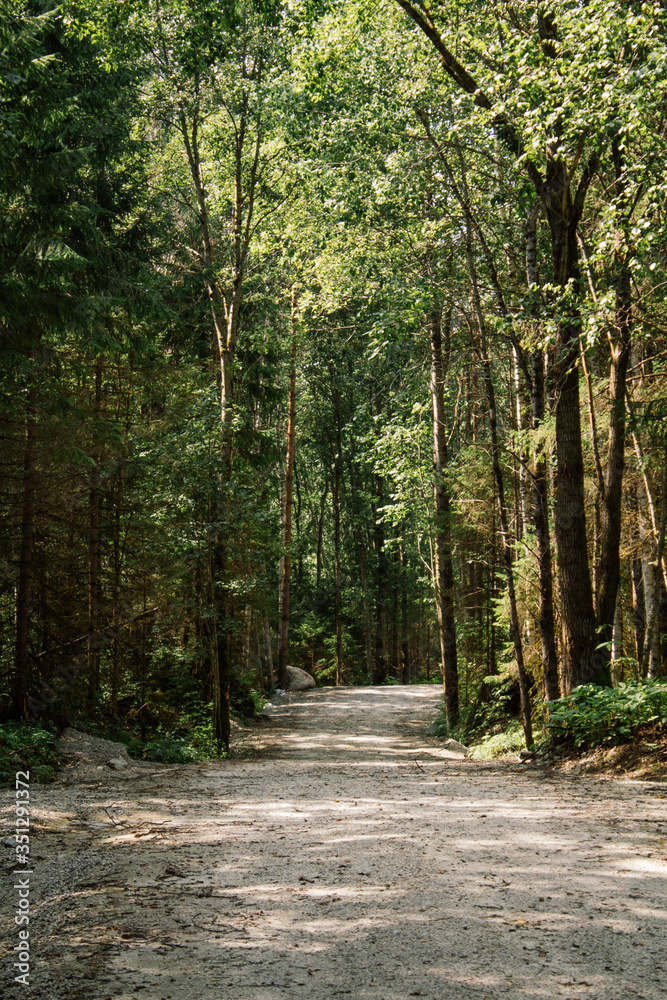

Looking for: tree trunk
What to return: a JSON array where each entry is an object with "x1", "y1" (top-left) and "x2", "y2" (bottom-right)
[
  {"x1": 465, "y1": 230, "x2": 532, "y2": 748},
  {"x1": 87, "y1": 359, "x2": 103, "y2": 708},
  {"x1": 277, "y1": 288, "x2": 298, "y2": 689},
  {"x1": 356, "y1": 535, "x2": 374, "y2": 682},
  {"x1": 611, "y1": 589, "x2": 624, "y2": 686},
  {"x1": 400, "y1": 539, "x2": 409, "y2": 683},
  {"x1": 632, "y1": 552, "x2": 645, "y2": 667},
  {"x1": 396, "y1": 0, "x2": 598, "y2": 693},
  {"x1": 644, "y1": 442, "x2": 667, "y2": 678},
  {"x1": 262, "y1": 612, "x2": 274, "y2": 690},
  {"x1": 544, "y1": 159, "x2": 598, "y2": 692},
  {"x1": 111, "y1": 454, "x2": 124, "y2": 715},
  {"x1": 211, "y1": 349, "x2": 234, "y2": 751},
  {"x1": 316, "y1": 479, "x2": 328, "y2": 589},
  {"x1": 13, "y1": 380, "x2": 37, "y2": 720},
  {"x1": 374, "y1": 476, "x2": 388, "y2": 685},
  {"x1": 525, "y1": 200, "x2": 560, "y2": 701},
  {"x1": 596, "y1": 135, "x2": 633, "y2": 676},
  {"x1": 332, "y1": 393, "x2": 344, "y2": 686},
  {"x1": 428, "y1": 309, "x2": 459, "y2": 727},
  {"x1": 111, "y1": 360, "x2": 131, "y2": 716},
  {"x1": 242, "y1": 605, "x2": 253, "y2": 675},
  {"x1": 390, "y1": 547, "x2": 400, "y2": 678},
  {"x1": 180, "y1": 98, "x2": 261, "y2": 751},
  {"x1": 530, "y1": 350, "x2": 561, "y2": 702}
]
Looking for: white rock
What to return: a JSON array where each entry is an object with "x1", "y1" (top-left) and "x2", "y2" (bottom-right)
[
  {"x1": 441, "y1": 738, "x2": 469, "y2": 755},
  {"x1": 286, "y1": 666, "x2": 316, "y2": 691},
  {"x1": 107, "y1": 757, "x2": 128, "y2": 770}
]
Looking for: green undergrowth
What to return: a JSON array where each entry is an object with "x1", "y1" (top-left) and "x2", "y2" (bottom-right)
[
  {"x1": 467, "y1": 719, "x2": 527, "y2": 759},
  {"x1": 0, "y1": 722, "x2": 63, "y2": 785},
  {"x1": 431, "y1": 664, "x2": 529, "y2": 758},
  {"x1": 432, "y1": 675, "x2": 667, "y2": 761},
  {"x1": 139, "y1": 725, "x2": 223, "y2": 764},
  {"x1": 546, "y1": 679, "x2": 667, "y2": 751},
  {"x1": 103, "y1": 708, "x2": 228, "y2": 764}
]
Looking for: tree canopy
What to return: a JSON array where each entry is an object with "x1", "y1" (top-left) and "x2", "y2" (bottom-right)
[{"x1": 2, "y1": 0, "x2": 667, "y2": 758}]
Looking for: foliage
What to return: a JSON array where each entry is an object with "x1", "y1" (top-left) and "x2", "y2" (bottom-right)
[
  {"x1": 466, "y1": 720, "x2": 527, "y2": 760},
  {"x1": 140, "y1": 719, "x2": 225, "y2": 763},
  {"x1": 2, "y1": 0, "x2": 667, "y2": 756},
  {"x1": 0, "y1": 723, "x2": 62, "y2": 785},
  {"x1": 104, "y1": 704, "x2": 228, "y2": 763},
  {"x1": 547, "y1": 681, "x2": 667, "y2": 751}
]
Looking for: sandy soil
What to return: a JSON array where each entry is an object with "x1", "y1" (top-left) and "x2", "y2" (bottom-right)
[{"x1": 2, "y1": 684, "x2": 667, "y2": 1000}]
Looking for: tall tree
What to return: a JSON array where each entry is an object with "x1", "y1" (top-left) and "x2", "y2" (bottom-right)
[
  {"x1": 428, "y1": 308, "x2": 458, "y2": 725},
  {"x1": 394, "y1": 0, "x2": 667, "y2": 689},
  {"x1": 277, "y1": 288, "x2": 298, "y2": 688}
]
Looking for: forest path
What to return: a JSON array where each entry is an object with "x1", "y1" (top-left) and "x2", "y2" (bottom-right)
[{"x1": 2, "y1": 685, "x2": 667, "y2": 1000}]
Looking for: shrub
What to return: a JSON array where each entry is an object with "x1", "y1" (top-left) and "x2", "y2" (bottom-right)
[
  {"x1": 546, "y1": 680, "x2": 667, "y2": 750},
  {"x1": 467, "y1": 719, "x2": 526, "y2": 759},
  {"x1": 0, "y1": 723, "x2": 63, "y2": 785},
  {"x1": 142, "y1": 717, "x2": 226, "y2": 763}
]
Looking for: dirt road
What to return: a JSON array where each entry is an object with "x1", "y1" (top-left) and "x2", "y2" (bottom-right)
[{"x1": 2, "y1": 685, "x2": 666, "y2": 999}]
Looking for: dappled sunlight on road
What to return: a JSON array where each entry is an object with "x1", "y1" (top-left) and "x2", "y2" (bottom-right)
[{"x1": 3, "y1": 685, "x2": 665, "y2": 1000}]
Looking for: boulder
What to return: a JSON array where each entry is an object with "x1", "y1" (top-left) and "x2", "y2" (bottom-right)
[
  {"x1": 58, "y1": 728, "x2": 133, "y2": 767},
  {"x1": 286, "y1": 666, "x2": 316, "y2": 691},
  {"x1": 441, "y1": 738, "x2": 469, "y2": 755}
]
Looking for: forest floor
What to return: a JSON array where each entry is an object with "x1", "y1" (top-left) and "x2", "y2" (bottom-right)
[{"x1": 1, "y1": 685, "x2": 667, "y2": 1000}]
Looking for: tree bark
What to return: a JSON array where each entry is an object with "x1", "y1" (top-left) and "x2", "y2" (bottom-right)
[
  {"x1": 428, "y1": 309, "x2": 459, "y2": 727},
  {"x1": 546, "y1": 160, "x2": 598, "y2": 692},
  {"x1": 400, "y1": 539, "x2": 409, "y2": 683},
  {"x1": 13, "y1": 380, "x2": 37, "y2": 719},
  {"x1": 529, "y1": 348, "x2": 561, "y2": 702},
  {"x1": 211, "y1": 352, "x2": 233, "y2": 751},
  {"x1": 643, "y1": 442, "x2": 667, "y2": 678},
  {"x1": 262, "y1": 612, "x2": 274, "y2": 690},
  {"x1": 374, "y1": 476, "x2": 388, "y2": 685},
  {"x1": 631, "y1": 487, "x2": 646, "y2": 667},
  {"x1": 525, "y1": 203, "x2": 560, "y2": 702},
  {"x1": 316, "y1": 478, "x2": 328, "y2": 589},
  {"x1": 332, "y1": 392, "x2": 344, "y2": 686},
  {"x1": 180, "y1": 93, "x2": 262, "y2": 751},
  {"x1": 355, "y1": 530, "x2": 374, "y2": 682},
  {"x1": 277, "y1": 288, "x2": 298, "y2": 689},
  {"x1": 465, "y1": 236, "x2": 533, "y2": 748},
  {"x1": 87, "y1": 359, "x2": 103, "y2": 708},
  {"x1": 596, "y1": 135, "x2": 633, "y2": 675},
  {"x1": 111, "y1": 452, "x2": 124, "y2": 715},
  {"x1": 611, "y1": 589, "x2": 624, "y2": 686}
]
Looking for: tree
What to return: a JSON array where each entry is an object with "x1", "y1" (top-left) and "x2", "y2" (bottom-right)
[
  {"x1": 394, "y1": 0, "x2": 667, "y2": 689},
  {"x1": 128, "y1": 0, "x2": 297, "y2": 747}
]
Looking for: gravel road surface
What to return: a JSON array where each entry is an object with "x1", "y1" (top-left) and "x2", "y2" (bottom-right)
[{"x1": 1, "y1": 685, "x2": 666, "y2": 999}]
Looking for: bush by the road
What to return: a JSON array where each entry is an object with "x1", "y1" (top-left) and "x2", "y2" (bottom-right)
[{"x1": 546, "y1": 680, "x2": 667, "y2": 750}]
